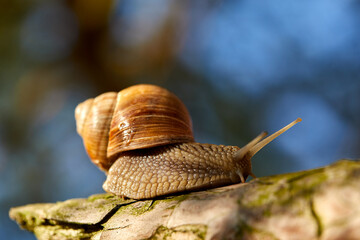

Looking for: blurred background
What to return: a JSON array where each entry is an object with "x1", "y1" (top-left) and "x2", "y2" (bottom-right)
[{"x1": 1, "y1": 0, "x2": 360, "y2": 239}]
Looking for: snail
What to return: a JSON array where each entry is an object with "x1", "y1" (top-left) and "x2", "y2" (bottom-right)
[{"x1": 75, "y1": 84, "x2": 301, "y2": 199}]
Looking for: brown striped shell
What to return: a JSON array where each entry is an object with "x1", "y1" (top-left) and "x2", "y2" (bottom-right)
[{"x1": 75, "y1": 84, "x2": 194, "y2": 171}]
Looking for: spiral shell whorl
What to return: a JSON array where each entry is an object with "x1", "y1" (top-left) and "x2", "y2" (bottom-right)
[
  {"x1": 75, "y1": 92, "x2": 117, "y2": 171},
  {"x1": 75, "y1": 98, "x2": 93, "y2": 136}
]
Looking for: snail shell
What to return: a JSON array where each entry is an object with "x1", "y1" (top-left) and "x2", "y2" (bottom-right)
[
  {"x1": 107, "y1": 84, "x2": 194, "y2": 157},
  {"x1": 76, "y1": 84, "x2": 301, "y2": 199},
  {"x1": 75, "y1": 84, "x2": 194, "y2": 171}
]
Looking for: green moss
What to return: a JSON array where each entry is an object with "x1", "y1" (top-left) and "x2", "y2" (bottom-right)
[
  {"x1": 46, "y1": 193, "x2": 137, "y2": 225},
  {"x1": 241, "y1": 167, "x2": 329, "y2": 209},
  {"x1": 236, "y1": 220, "x2": 278, "y2": 240},
  {"x1": 116, "y1": 194, "x2": 189, "y2": 216},
  {"x1": 9, "y1": 204, "x2": 54, "y2": 232},
  {"x1": 14, "y1": 210, "x2": 46, "y2": 231},
  {"x1": 246, "y1": 188, "x2": 273, "y2": 206},
  {"x1": 148, "y1": 224, "x2": 207, "y2": 240},
  {"x1": 87, "y1": 193, "x2": 115, "y2": 202},
  {"x1": 118, "y1": 200, "x2": 154, "y2": 216},
  {"x1": 162, "y1": 194, "x2": 189, "y2": 210},
  {"x1": 162, "y1": 194, "x2": 189, "y2": 203},
  {"x1": 34, "y1": 225, "x2": 97, "y2": 240},
  {"x1": 309, "y1": 199, "x2": 323, "y2": 237}
]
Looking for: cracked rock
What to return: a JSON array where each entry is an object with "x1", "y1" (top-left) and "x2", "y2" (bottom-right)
[{"x1": 9, "y1": 159, "x2": 360, "y2": 240}]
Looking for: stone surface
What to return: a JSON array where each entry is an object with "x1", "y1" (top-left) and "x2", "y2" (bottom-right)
[{"x1": 9, "y1": 159, "x2": 360, "y2": 240}]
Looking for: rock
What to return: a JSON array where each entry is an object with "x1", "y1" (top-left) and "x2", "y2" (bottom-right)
[{"x1": 9, "y1": 160, "x2": 360, "y2": 240}]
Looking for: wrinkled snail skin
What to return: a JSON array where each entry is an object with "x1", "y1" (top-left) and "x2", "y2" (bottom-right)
[
  {"x1": 75, "y1": 84, "x2": 302, "y2": 200},
  {"x1": 103, "y1": 142, "x2": 248, "y2": 200}
]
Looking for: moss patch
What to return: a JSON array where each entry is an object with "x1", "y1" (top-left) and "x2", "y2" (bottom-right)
[
  {"x1": 149, "y1": 224, "x2": 207, "y2": 240},
  {"x1": 9, "y1": 203, "x2": 53, "y2": 231},
  {"x1": 240, "y1": 166, "x2": 329, "y2": 209},
  {"x1": 121, "y1": 200, "x2": 155, "y2": 216},
  {"x1": 236, "y1": 220, "x2": 278, "y2": 240},
  {"x1": 34, "y1": 225, "x2": 97, "y2": 240},
  {"x1": 116, "y1": 194, "x2": 189, "y2": 216},
  {"x1": 87, "y1": 193, "x2": 117, "y2": 202}
]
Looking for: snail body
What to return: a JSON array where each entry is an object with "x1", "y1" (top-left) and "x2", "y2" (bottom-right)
[
  {"x1": 103, "y1": 142, "x2": 249, "y2": 199},
  {"x1": 76, "y1": 84, "x2": 301, "y2": 199}
]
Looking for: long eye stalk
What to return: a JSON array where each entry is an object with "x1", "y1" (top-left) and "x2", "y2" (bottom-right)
[
  {"x1": 234, "y1": 118, "x2": 302, "y2": 172},
  {"x1": 248, "y1": 118, "x2": 302, "y2": 159}
]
